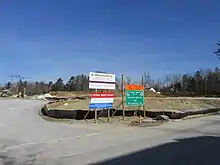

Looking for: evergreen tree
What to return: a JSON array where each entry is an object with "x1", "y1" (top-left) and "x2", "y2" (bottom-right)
[
  {"x1": 52, "y1": 77, "x2": 65, "y2": 91},
  {"x1": 6, "y1": 81, "x2": 12, "y2": 89},
  {"x1": 35, "y1": 81, "x2": 40, "y2": 94},
  {"x1": 48, "y1": 81, "x2": 53, "y2": 92},
  {"x1": 66, "y1": 76, "x2": 76, "y2": 91}
]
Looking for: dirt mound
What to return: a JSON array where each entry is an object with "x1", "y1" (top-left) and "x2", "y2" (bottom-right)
[
  {"x1": 49, "y1": 91, "x2": 90, "y2": 98},
  {"x1": 47, "y1": 97, "x2": 220, "y2": 112},
  {"x1": 49, "y1": 91, "x2": 164, "y2": 98}
]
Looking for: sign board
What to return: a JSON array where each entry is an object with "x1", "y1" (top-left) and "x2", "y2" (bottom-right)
[
  {"x1": 126, "y1": 90, "x2": 144, "y2": 106},
  {"x1": 89, "y1": 92, "x2": 115, "y2": 109},
  {"x1": 89, "y1": 72, "x2": 116, "y2": 89},
  {"x1": 125, "y1": 84, "x2": 144, "y2": 106},
  {"x1": 126, "y1": 84, "x2": 144, "y2": 90}
]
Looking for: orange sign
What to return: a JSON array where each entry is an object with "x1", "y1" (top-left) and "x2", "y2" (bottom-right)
[{"x1": 126, "y1": 84, "x2": 144, "y2": 90}]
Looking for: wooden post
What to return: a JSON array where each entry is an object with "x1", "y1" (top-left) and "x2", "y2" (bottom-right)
[
  {"x1": 94, "y1": 110, "x2": 97, "y2": 123},
  {"x1": 107, "y1": 89, "x2": 110, "y2": 123},
  {"x1": 107, "y1": 109, "x2": 110, "y2": 123},
  {"x1": 142, "y1": 76, "x2": 146, "y2": 118},
  {"x1": 95, "y1": 88, "x2": 98, "y2": 123},
  {"x1": 121, "y1": 74, "x2": 125, "y2": 120}
]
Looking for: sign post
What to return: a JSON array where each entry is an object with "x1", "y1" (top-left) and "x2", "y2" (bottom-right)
[
  {"x1": 95, "y1": 109, "x2": 97, "y2": 123},
  {"x1": 126, "y1": 90, "x2": 144, "y2": 106},
  {"x1": 121, "y1": 74, "x2": 125, "y2": 120},
  {"x1": 89, "y1": 72, "x2": 116, "y2": 90},
  {"x1": 95, "y1": 89, "x2": 97, "y2": 123},
  {"x1": 107, "y1": 108, "x2": 110, "y2": 123},
  {"x1": 89, "y1": 92, "x2": 115, "y2": 123},
  {"x1": 88, "y1": 72, "x2": 116, "y2": 123},
  {"x1": 141, "y1": 76, "x2": 146, "y2": 117},
  {"x1": 125, "y1": 84, "x2": 144, "y2": 119}
]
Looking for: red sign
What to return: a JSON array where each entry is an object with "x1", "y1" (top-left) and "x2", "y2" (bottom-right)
[{"x1": 91, "y1": 92, "x2": 115, "y2": 98}]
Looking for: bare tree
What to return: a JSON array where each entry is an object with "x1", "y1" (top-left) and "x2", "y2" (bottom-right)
[
  {"x1": 144, "y1": 72, "x2": 153, "y2": 88},
  {"x1": 171, "y1": 73, "x2": 182, "y2": 84},
  {"x1": 163, "y1": 75, "x2": 172, "y2": 87},
  {"x1": 126, "y1": 76, "x2": 132, "y2": 84}
]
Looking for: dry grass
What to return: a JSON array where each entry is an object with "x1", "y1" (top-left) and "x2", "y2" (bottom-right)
[
  {"x1": 49, "y1": 91, "x2": 165, "y2": 98},
  {"x1": 49, "y1": 91, "x2": 90, "y2": 98},
  {"x1": 47, "y1": 97, "x2": 220, "y2": 112},
  {"x1": 47, "y1": 100, "x2": 80, "y2": 109}
]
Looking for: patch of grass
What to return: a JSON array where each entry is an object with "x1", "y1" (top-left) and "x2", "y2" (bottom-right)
[
  {"x1": 47, "y1": 100, "x2": 79, "y2": 110},
  {"x1": 47, "y1": 98, "x2": 220, "y2": 112}
]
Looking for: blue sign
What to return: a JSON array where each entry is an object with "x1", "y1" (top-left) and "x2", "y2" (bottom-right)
[{"x1": 89, "y1": 103, "x2": 113, "y2": 109}]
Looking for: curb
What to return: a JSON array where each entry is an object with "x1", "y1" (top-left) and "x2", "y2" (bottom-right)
[
  {"x1": 183, "y1": 112, "x2": 219, "y2": 120},
  {"x1": 39, "y1": 106, "x2": 75, "y2": 123},
  {"x1": 41, "y1": 101, "x2": 220, "y2": 121}
]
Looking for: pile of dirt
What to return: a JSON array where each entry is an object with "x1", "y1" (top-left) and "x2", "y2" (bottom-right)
[
  {"x1": 144, "y1": 91, "x2": 164, "y2": 97},
  {"x1": 47, "y1": 98, "x2": 220, "y2": 112},
  {"x1": 49, "y1": 91, "x2": 165, "y2": 98},
  {"x1": 49, "y1": 91, "x2": 90, "y2": 98}
]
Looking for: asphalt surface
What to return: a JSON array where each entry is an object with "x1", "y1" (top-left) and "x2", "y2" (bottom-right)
[{"x1": 0, "y1": 99, "x2": 220, "y2": 165}]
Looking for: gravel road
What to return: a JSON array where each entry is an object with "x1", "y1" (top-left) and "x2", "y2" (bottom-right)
[{"x1": 0, "y1": 99, "x2": 220, "y2": 165}]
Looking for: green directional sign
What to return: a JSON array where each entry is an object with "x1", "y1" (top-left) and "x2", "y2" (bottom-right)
[{"x1": 126, "y1": 90, "x2": 144, "y2": 106}]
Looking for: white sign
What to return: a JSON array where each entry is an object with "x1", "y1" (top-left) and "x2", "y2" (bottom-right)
[
  {"x1": 90, "y1": 98, "x2": 114, "y2": 104},
  {"x1": 89, "y1": 92, "x2": 115, "y2": 109},
  {"x1": 89, "y1": 72, "x2": 116, "y2": 89},
  {"x1": 89, "y1": 82, "x2": 115, "y2": 89},
  {"x1": 89, "y1": 72, "x2": 115, "y2": 83}
]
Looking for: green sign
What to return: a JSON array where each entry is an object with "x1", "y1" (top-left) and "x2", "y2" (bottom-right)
[{"x1": 126, "y1": 90, "x2": 144, "y2": 106}]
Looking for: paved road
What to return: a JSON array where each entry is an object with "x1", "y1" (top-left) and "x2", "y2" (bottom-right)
[{"x1": 0, "y1": 99, "x2": 220, "y2": 165}]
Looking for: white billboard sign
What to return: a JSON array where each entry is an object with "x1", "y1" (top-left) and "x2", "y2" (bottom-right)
[
  {"x1": 89, "y1": 72, "x2": 116, "y2": 89},
  {"x1": 89, "y1": 72, "x2": 115, "y2": 83},
  {"x1": 89, "y1": 82, "x2": 115, "y2": 89}
]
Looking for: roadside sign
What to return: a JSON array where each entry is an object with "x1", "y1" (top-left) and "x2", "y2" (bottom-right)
[
  {"x1": 89, "y1": 72, "x2": 116, "y2": 89},
  {"x1": 126, "y1": 89, "x2": 144, "y2": 106},
  {"x1": 89, "y1": 92, "x2": 115, "y2": 109},
  {"x1": 126, "y1": 84, "x2": 144, "y2": 90},
  {"x1": 126, "y1": 90, "x2": 144, "y2": 106}
]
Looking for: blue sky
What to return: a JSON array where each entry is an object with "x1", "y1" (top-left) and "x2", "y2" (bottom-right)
[{"x1": 0, "y1": 0, "x2": 219, "y2": 83}]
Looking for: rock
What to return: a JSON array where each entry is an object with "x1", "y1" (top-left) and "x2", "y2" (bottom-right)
[
  {"x1": 36, "y1": 95, "x2": 48, "y2": 101},
  {"x1": 44, "y1": 93, "x2": 53, "y2": 98},
  {"x1": 142, "y1": 118, "x2": 154, "y2": 122},
  {"x1": 139, "y1": 115, "x2": 143, "y2": 123},
  {"x1": 156, "y1": 115, "x2": 169, "y2": 121}
]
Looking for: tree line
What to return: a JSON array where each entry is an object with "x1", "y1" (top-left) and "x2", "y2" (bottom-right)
[
  {"x1": 1, "y1": 42, "x2": 219, "y2": 96},
  {"x1": 0, "y1": 66, "x2": 219, "y2": 97},
  {"x1": 2, "y1": 74, "x2": 90, "y2": 96}
]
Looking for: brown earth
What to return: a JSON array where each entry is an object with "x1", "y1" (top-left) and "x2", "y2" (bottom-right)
[
  {"x1": 47, "y1": 97, "x2": 220, "y2": 112},
  {"x1": 49, "y1": 91, "x2": 164, "y2": 98},
  {"x1": 49, "y1": 91, "x2": 90, "y2": 98}
]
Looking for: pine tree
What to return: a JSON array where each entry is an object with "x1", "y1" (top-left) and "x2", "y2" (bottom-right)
[
  {"x1": 52, "y1": 77, "x2": 65, "y2": 91},
  {"x1": 6, "y1": 81, "x2": 12, "y2": 89}
]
